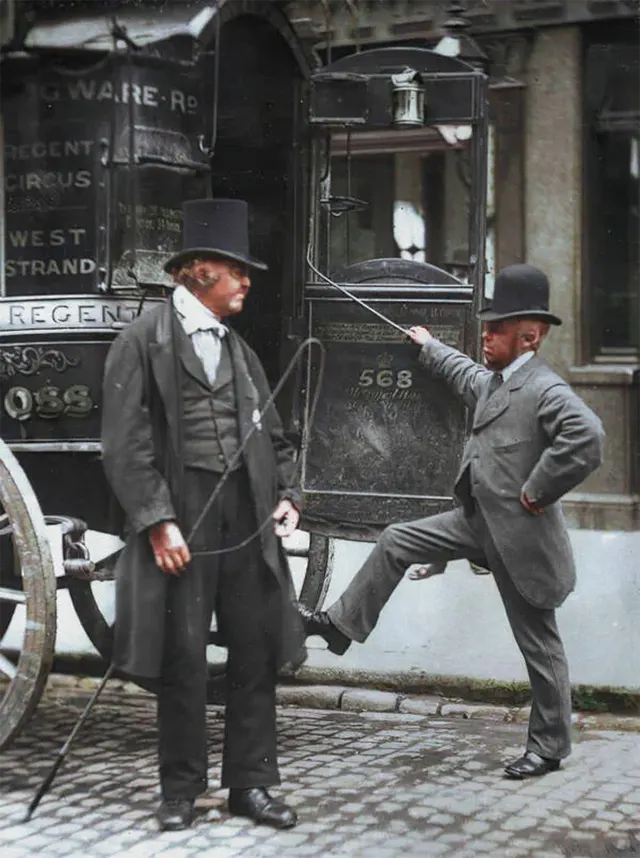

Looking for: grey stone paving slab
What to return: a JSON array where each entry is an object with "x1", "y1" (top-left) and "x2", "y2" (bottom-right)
[{"x1": 0, "y1": 685, "x2": 638, "y2": 858}]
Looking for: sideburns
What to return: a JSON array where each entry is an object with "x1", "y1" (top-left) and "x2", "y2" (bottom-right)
[{"x1": 175, "y1": 267, "x2": 220, "y2": 291}]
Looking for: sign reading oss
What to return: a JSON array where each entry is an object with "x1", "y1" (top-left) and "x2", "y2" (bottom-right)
[{"x1": 0, "y1": 341, "x2": 106, "y2": 442}]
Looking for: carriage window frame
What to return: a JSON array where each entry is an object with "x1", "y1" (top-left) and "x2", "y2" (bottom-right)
[{"x1": 325, "y1": 127, "x2": 473, "y2": 277}]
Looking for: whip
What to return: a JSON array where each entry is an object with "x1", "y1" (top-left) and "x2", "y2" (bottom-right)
[
  {"x1": 23, "y1": 336, "x2": 325, "y2": 821},
  {"x1": 305, "y1": 250, "x2": 411, "y2": 337},
  {"x1": 24, "y1": 250, "x2": 415, "y2": 819}
]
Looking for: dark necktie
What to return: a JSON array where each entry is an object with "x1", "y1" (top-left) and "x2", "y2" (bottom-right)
[{"x1": 486, "y1": 372, "x2": 503, "y2": 398}]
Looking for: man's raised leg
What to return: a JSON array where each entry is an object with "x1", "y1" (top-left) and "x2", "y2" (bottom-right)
[{"x1": 300, "y1": 507, "x2": 485, "y2": 653}]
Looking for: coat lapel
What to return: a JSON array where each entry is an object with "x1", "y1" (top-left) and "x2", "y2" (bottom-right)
[
  {"x1": 473, "y1": 355, "x2": 539, "y2": 431},
  {"x1": 149, "y1": 304, "x2": 182, "y2": 453},
  {"x1": 473, "y1": 382, "x2": 510, "y2": 431}
]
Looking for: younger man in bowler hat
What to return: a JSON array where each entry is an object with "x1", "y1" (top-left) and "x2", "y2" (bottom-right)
[
  {"x1": 299, "y1": 264, "x2": 605, "y2": 779},
  {"x1": 102, "y1": 199, "x2": 305, "y2": 830}
]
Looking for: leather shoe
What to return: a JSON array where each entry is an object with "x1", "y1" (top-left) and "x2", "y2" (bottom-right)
[
  {"x1": 504, "y1": 751, "x2": 561, "y2": 779},
  {"x1": 296, "y1": 603, "x2": 351, "y2": 655},
  {"x1": 156, "y1": 798, "x2": 195, "y2": 831},
  {"x1": 228, "y1": 787, "x2": 297, "y2": 829}
]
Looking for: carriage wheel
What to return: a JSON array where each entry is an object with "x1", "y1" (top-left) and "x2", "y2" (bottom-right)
[
  {"x1": 0, "y1": 440, "x2": 57, "y2": 750},
  {"x1": 67, "y1": 532, "x2": 334, "y2": 672}
]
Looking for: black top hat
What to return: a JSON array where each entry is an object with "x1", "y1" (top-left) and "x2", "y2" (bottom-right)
[
  {"x1": 164, "y1": 198, "x2": 268, "y2": 273},
  {"x1": 477, "y1": 264, "x2": 562, "y2": 325}
]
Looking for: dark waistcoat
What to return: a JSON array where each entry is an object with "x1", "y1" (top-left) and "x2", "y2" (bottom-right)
[{"x1": 180, "y1": 333, "x2": 241, "y2": 474}]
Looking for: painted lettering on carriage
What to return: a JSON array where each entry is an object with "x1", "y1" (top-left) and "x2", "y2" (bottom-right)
[
  {"x1": 0, "y1": 299, "x2": 145, "y2": 331},
  {"x1": 38, "y1": 79, "x2": 199, "y2": 114},
  {"x1": 4, "y1": 259, "x2": 97, "y2": 278},
  {"x1": 4, "y1": 384, "x2": 94, "y2": 421},
  {"x1": 357, "y1": 368, "x2": 413, "y2": 390},
  {"x1": 4, "y1": 170, "x2": 92, "y2": 193},
  {"x1": 4, "y1": 140, "x2": 95, "y2": 161},
  {"x1": 7, "y1": 228, "x2": 87, "y2": 248}
]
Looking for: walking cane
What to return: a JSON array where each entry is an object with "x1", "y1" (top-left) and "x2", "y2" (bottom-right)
[{"x1": 23, "y1": 662, "x2": 116, "y2": 822}]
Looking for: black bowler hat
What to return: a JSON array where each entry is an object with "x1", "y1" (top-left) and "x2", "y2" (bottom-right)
[
  {"x1": 164, "y1": 198, "x2": 268, "y2": 273},
  {"x1": 477, "y1": 264, "x2": 562, "y2": 325}
]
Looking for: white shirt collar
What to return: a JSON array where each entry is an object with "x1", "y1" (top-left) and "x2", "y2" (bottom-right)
[
  {"x1": 172, "y1": 285, "x2": 227, "y2": 337},
  {"x1": 501, "y1": 349, "x2": 534, "y2": 382}
]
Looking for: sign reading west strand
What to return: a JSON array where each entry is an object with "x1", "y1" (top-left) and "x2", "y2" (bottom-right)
[{"x1": 2, "y1": 58, "x2": 205, "y2": 295}]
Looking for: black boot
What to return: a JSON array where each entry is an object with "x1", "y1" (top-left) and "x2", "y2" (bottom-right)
[
  {"x1": 228, "y1": 787, "x2": 297, "y2": 829},
  {"x1": 156, "y1": 799, "x2": 195, "y2": 831},
  {"x1": 296, "y1": 603, "x2": 351, "y2": 655},
  {"x1": 504, "y1": 751, "x2": 561, "y2": 779}
]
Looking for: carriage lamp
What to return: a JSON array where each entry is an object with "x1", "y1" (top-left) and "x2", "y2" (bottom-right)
[{"x1": 391, "y1": 68, "x2": 425, "y2": 128}]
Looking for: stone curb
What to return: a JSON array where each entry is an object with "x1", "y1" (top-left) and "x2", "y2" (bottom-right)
[
  {"x1": 41, "y1": 674, "x2": 640, "y2": 733},
  {"x1": 275, "y1": 685, "x2": 640, "y2": 733}
]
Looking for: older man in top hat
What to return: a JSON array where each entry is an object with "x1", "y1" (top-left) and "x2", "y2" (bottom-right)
[
  {"x1": 101, "y1": 199, "x2": 305, "y2": 831},
  {"x1": 299, "y1": 263, "x2": 605, "y2": 779}
]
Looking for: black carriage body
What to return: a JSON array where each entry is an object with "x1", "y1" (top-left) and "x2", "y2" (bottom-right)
[
  {"x1": 1, "y1": 4, "x2": 488, "y2": 540},
  {"x1": 0, "y1": 0, "x2": 313, "y2": 534},
  {"x1": 301, "y1": 47, "x2": 488, "y2": 539},
  {"x1": 0, "y1": 1, "x2": 490, "y2": 746},
  {"x1": 303, "y1": 262, "x2": 474, "y2": 540}
]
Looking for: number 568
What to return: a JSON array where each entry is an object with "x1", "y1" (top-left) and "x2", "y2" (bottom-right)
[{"x1": 358, "y1": 369, "x2": 412, "y2": 389}]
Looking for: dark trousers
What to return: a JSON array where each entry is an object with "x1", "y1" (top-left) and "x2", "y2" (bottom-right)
[
  {"x1": 158, "y1": 468, "x2": 280, "y2": 800},
  {"x1": 327, "y1": 505, "x2": 572, "y2": 761}
]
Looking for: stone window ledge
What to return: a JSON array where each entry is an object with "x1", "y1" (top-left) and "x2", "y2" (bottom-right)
[
  {"x1": 563, "y1": 493, "x2": 640, "y2": 532},
  {"x1": 568, "y1": 364, "x2": 639, "y2": 386}
]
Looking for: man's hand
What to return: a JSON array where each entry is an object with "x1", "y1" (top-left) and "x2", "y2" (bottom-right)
[
  {"x1": 272, "y1": 499, "x2": 300, "y2": 538},
  {"x1": 520, "y1": 490, "x2": 544, "y2": 516},
  {"x1": 407, "y1": 561, "x2": 447, "y2": 580},
  {"x1": 148, "y1": 521, "x2": 191, "y2": 575},
  {"x1": 407, "y1": 326, "x2": 432, "y2": 346}
]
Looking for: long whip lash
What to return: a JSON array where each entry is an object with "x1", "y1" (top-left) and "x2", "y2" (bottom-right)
[
  {"x1": 306, "y1": 250, "x2": 411, "y2": 337},
  {"x1": 24, "y1": 337, "x2": 325, "y2": 821}
]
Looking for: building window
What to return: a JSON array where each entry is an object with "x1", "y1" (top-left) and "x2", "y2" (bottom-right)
[{"x1": 584, "y1": 32, "x2": 639, "y2": 359}]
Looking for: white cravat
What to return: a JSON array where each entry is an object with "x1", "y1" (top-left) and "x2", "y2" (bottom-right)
[{"x1": 172, "y1": 285, "x2": 227, "y2": 385}]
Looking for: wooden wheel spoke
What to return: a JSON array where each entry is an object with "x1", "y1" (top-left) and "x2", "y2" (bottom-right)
[
  {"x1": 0, "y1": 652, "x2": 17, "y2": 680},
  {"x1": 0, "y1": 587, "x2": 26, "y2": 605},
  {"x1": 0, "y1": 438, "x2": 56, "y2": 749}
]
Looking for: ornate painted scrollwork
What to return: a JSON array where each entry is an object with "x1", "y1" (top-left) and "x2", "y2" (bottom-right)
[{"x1": 0, "y1": 346, "x2": 78, "y2": 379}]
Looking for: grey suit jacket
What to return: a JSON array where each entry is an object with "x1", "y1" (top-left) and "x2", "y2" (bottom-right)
[{"x1": 418, "y1": 340, "x2": 605, "y2": 609}]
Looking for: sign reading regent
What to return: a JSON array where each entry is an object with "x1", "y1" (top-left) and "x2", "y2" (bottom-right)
[{"x1": 0, "y1": 296, "x2": 161, "y2": 333}]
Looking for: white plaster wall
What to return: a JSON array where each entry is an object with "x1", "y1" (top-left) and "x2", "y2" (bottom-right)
[
  {"x1": 3, "y1": 530, "x2": 638, "y2": 690},
  {"x1": 303, "y1": 530, "x2": 640, "y2": 689}
]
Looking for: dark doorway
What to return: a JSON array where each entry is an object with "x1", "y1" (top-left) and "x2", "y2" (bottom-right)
[{"x1": 208, "y1": 14, "x2": 308, "y2": 386}]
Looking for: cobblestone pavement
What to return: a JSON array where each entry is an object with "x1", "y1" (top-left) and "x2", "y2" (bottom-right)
[{"x1": 0, "y1": 684, "x2": 638, "y2": 858}]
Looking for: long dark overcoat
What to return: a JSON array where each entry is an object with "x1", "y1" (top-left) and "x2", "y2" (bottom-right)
[{"x1": 101, "y1": 301, "x2": 306, "y2": 679}]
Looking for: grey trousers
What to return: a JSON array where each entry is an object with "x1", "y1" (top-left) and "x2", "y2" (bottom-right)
[{"x1": 327, "y1": 506, "x2": 572, "y2": 760}]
